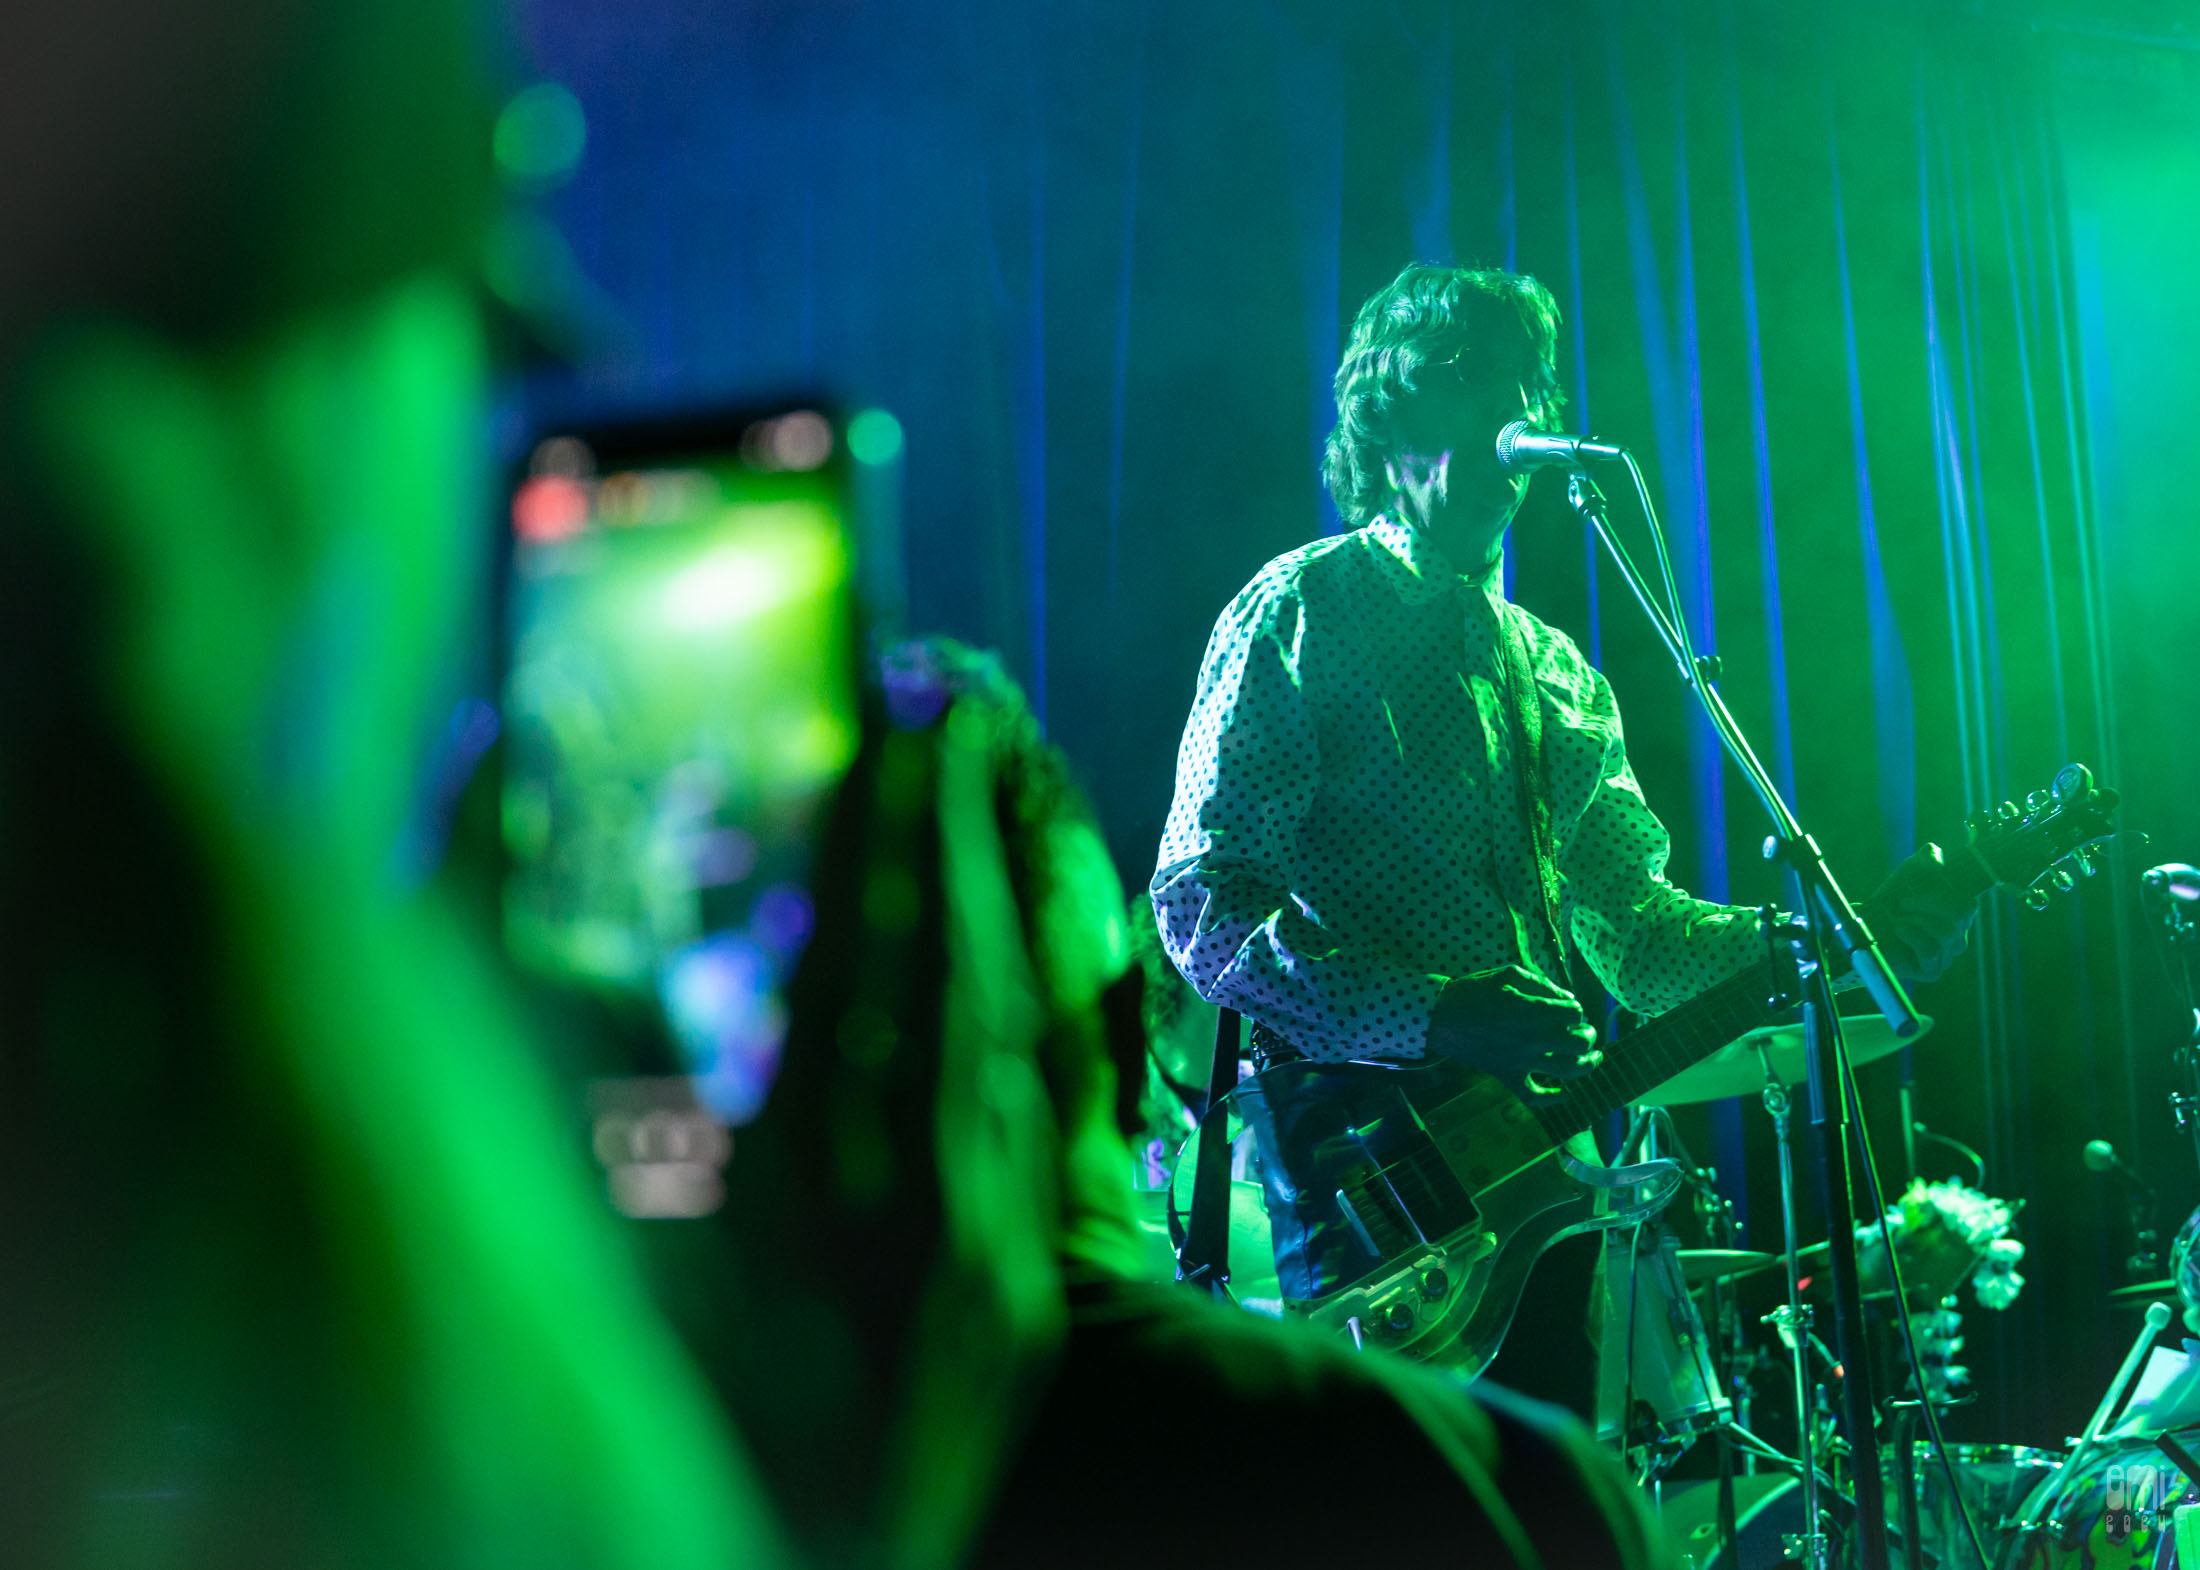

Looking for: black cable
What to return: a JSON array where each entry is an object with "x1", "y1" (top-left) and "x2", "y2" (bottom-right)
[
  {"x1": 1619, "y1": 454, "x2": 1787, "y2": 797},
  {"x1": 1912, "y1": 1123, "x2": 1987, "y2": 1186},
  {"x1": 1614, "y1": 1108, "x2": 1653, "y2": 1479},
  {"x1": 1843, "y1": 1046, "x2": 1995, "y2": 1570},
  {"x1": 1622, "y1": 454, "x2": 1696, "y2": 673},
  {"x1": 1623, "y1": 1217, "x2": 1646, "y2": 1479},
  {"x1": 2142, "y1": 893, "x2": 2197, "y2": 1014}
]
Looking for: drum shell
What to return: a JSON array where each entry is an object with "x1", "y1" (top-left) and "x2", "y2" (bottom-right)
[
  {"x1": 1595, "y1": 1229, "x2": 1729, "y2": 1460},
  {"x1": 1654, "y1": 1474, "x2": 1804, "y2": 1570},
  {"x1": 1894, "y1": 1443, "x2": 2061, "y2": 1569},
  {"x1": 2003, "y1": 1438, "x2": 2197, "y2": 1570},
  {"x1": 1658, "y1": 1444, "x2": 2063, "y2": 1570}
]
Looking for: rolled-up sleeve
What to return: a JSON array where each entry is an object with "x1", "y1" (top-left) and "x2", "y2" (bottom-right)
[
  {"x1": 1560, "y1": 669, "x2": 1763, "y2": 1016},
  {"x1": 1150, "y1": 582, "x2": 1445, "y2": 1062}
]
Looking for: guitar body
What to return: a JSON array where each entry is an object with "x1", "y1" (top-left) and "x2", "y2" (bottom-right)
[{"x1": 1240, "y1": 1057, "x2": 1680, "y2": 1381}]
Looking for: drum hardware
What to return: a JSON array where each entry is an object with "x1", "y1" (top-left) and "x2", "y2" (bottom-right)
[
  {"x1": 1681, "y1": 1123, "x2": 1760, "y2": 1561},
  {"x1": 1837, "y1": 1060, "x2": 2008, "y2": 1570},
  {"x1": 1883, "y1": 1392, "x2": 2009, "y2": 1570},
  {"x1": 2140, "y1": 863, "x2": 2200, "y2": 1189},
  {"x1": 1607, "y1": 1107, "x2": 1840, "y2": 1570},
  {"x1": 1654, "y1": 1473, "x2": 1807, "y2": 1570},
  {"x1": 1600, "y1": 1113, "x2": 1722, "y2": 1480},
  {"x1": 1887, "y1": 1408, "x2": 1925, "y2": 1570},
  {"x1": 1660, "y1": 1048, "x2": 1998, "y2": 1570},
  {"x1": 1761, "y1": 1067, "x2": 1833, "y2": 1570},
  {"x1": 2012, "y1": 1300, "x2": 2174, "y2": 1537},
  {"x1": 2084, "y1": 1137, "x2": 2164, "y2": 1279},
  {"x1": 1607, "y1": 1228, "x2": 1879, "y2": 1567},
  {"x1": 2002, "y1": 1434, "x2": 2197, "y2": 1566},
  {"x1": 2107, "y1": 1278, "x2": 2177, "y2": 1304},
  {"x1": 1596, "y1": 1219, "x2": 1733, "y2": 1480},
  {"x1": 1877, "y1": 1436, "x2": 2062, "y2": 1570},
  {"x1": 2156, "y1": 1428, "x2": 2200, "y2": 1493},
  {"x1": 2172, "y1": 1204, "x2": 2200, "y2": 1338}
]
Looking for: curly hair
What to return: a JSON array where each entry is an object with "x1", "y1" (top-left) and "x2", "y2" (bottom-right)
[{"x1": 1321, "y1": 265, "x2": 1567, "y2": 529}]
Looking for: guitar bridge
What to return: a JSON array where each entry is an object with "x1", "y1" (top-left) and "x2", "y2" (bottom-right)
[{"x1": 1334, "y1": 1149, "x2": 1474, "y2": 1264}]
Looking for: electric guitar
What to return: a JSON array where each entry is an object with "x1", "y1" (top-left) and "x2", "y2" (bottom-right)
[{"x1": 1244, "y1": 763, "x2": 2118, "y2": 1377}]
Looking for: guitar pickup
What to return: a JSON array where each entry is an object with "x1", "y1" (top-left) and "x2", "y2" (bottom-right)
[{"x1": 1287, "y1": 1235, "x2": 1493, "y2": 1359}]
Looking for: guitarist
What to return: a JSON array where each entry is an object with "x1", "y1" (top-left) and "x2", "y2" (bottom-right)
[{"x1": 1150, "y1": 263, "x2": 1974, "y2": 1412}]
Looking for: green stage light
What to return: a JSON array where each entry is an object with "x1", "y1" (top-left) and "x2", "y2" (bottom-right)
[
  {"x1": 495, "y1": 82, "x2": 587, "y2": 185},
  {"x1": 848, "y1": 407, "x2": 904, "y2": 466}
]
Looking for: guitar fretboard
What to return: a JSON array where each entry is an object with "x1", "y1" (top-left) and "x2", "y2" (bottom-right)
[
  {"x1": 1529, "y1": 959, "x2": 1789, "y2": 1144},
  {"x1": 1529, "y1": 841, "x2": 2007, "y2": 1143}
]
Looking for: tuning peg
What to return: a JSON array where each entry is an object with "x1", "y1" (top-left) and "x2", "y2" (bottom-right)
[
  {"x1": 2025, "y1": 789, "x2": 2051, "y2": 814},
  {"x1": 2023, "y1": 886, "x2": 2053, "y2": 912},
  {"x1": 2050, "y1": 868, "x2": 2077, "y2": 894},
  {"x1": 2076, "y1": 849, "x2": 2101, "y2": 877},
  {"x1": 2000, "y1": 801, "x2": 2021, "y2": 822}
]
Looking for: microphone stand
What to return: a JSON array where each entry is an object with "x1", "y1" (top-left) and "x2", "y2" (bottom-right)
[{"x1": 1566, "y1": 466, "x2": 1923, "y2": 1570}]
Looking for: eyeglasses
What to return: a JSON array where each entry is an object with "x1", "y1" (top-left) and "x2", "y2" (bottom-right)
[{"x1": 1422, "y1": 356, "x2": 1558, "y2": 426}]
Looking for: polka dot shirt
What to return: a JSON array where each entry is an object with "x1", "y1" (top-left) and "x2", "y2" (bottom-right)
[{"x1": 1151, "y1": 516, "x2": 1763, "y2": 1064}]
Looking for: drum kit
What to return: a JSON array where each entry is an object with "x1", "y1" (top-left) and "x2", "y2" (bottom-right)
[
  {"x1": 1604, "y1": 1004, "x2": 2200, "y2": 1570},
  {"x1": 1617, "y1": 857, "x2": 2200, "y2": 1567}
]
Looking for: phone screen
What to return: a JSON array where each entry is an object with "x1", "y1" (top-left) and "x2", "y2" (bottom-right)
[{"x1": 499, "y1": 407, "x2": 861, "y2": 1129}]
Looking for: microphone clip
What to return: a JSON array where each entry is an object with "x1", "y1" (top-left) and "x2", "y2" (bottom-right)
[{"x1": 2143, "y1": 863, "x2": 2200, "y2": 946}]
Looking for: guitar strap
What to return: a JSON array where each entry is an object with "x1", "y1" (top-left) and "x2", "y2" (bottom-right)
[
  {"x1": 1494, "y1": 600, "x2": 1570, "y2": 978},
  {"x1": 1175, "y1": 1006, "x2": 1241, "y2": 1299}
]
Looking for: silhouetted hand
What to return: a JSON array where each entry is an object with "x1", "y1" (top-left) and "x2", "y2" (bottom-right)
[
  {"x1": 1861, "y1": 842, "x2": 1977, "y2": 984},
  {"x1": 1426, "y1": 965, "x2": 1601, "y2": 1097}
]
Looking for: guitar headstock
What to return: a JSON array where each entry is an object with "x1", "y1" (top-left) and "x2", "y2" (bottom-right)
[{"x1": 1962, "y1": 762, "x2": 2124, "y2": 911}]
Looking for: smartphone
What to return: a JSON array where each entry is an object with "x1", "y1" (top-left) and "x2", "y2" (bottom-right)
[{"x1": 499, "y1": 403, "x2": 882, "y2": 1150}]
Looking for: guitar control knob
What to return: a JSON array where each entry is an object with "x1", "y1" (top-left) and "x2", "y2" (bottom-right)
[
  {"x1": 1385, "y1": 1301, "x2": 1416, "y2": 1333},
  {"x1": 1421, "y1": 1268, "x2": 1450, "y2": 1301}
]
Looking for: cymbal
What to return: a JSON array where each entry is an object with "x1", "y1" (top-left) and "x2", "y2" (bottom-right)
[
  {"x1": 1633, "y1": 1011, "x2": 1933, "y2": 1107},
  {"x1": 1677, "y1": 1248, "x2": 1780, "y2": 1285}
]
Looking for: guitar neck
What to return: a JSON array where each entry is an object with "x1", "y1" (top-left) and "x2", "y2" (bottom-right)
[
  {"x1": 1533, "y1": 961, "x2": 1790, "y2": 1142},
  {"x1": 1533, "y1": 846, "x2": 2001, "y2": 1144}
]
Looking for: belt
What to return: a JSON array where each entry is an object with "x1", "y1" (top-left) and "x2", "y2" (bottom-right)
[{"x1": 1247, "y1": 1020, "x2": 1305, "y2": 1073}]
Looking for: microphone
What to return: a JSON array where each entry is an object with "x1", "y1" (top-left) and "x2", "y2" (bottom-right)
[
  {"x1": 2087, "y1": 1139, "x2": 2166, "y2": 1279},
  {"x1": 2142, "y1": 863, "x2": 2200, "y2": 903},
  {"x1": 2085, "y1": 1138, "x2": 2158, "y2": 1197},
  {"x1": 1494, "y1": 419, "x2": 1628, "y2": 473}
]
